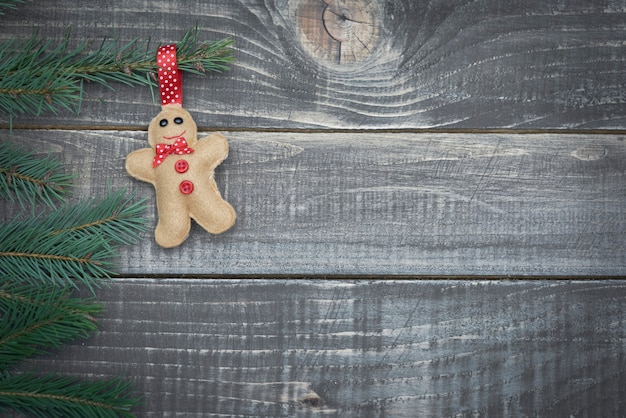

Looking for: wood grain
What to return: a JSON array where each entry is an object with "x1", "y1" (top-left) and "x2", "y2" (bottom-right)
[
  {"x1": 2, "y1": 129, "x2": 624, "y2": 276},
  {"x1": 1, "y1": 2, "x2": 625, "y2": 416},
  {"x1": 1, "y1": 0, "x2": 624, "y2": 130},
  {"x1": 18, "y1": 279, "x2": 626, "y2": 417}
]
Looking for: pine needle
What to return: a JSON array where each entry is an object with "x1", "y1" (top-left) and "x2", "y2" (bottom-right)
[
  {"x1": 0, "y1": 0, "x2": 24, "y2": 16},
  {"x1": 0, "y1": 282, "x2": 102, "y2": 369},
  {"x1": 0, "y1": 141, "x2": 73, "y2": 208},
  {"x1": 0, "y1": 373, "x2": 139, "y2": 417},
  {"x1": 0, "y1": 26, "x2": 234, "y2": 119},
  {"x1": 0, "y1": 188, "x2": 147, "y2": 291}
]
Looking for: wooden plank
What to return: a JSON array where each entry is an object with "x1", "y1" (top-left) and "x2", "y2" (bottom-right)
[
  {"x1": 17, "y1": 279, "x2": 626, "y2": 416},
  {"x1": 2, "y1": 130, "x2": 624, "y2": 276},
  {"x1": 1, "y1": 0, "x2": 625, "y2": 130}
]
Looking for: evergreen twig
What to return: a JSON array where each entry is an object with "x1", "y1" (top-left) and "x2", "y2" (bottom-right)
[
  {"x1": 0, "y1": 26, "x2": 234, "y2": 119},
  {"x1": 0, "y1": 373, "x2": 139, "y2": 417},
  {"x1": 0, "y1": 188, "x2": 147, "y2": 291},
  {"x1": 0, "y1": 142, "x2": 73, "y2": 208},
  {"x1": 0, "y1": 283, "x2": 101, "y2": 369}
]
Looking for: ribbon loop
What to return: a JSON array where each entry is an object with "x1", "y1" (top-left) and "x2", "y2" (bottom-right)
[{"x1": 157, "y1": 44, "x2": 183, "y2": 106}]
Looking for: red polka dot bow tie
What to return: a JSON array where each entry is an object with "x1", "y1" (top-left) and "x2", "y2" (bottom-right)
[{"x1": 153, "y1": 137, "x2": 194, "y2": 168}]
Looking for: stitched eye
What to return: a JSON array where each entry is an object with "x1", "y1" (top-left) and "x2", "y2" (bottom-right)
[
  {"x1": 159, "y1": 119, "x2": 168, "y2": 127},
  {"x1": 174, "y1": 117, "x2": 183, "y2": 124}
]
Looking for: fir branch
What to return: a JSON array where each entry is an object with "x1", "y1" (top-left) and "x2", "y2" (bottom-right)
[
  {"x1": 0, "y1": 373, "x2": 138, "y2": 417},
  {"x1": 45, "y1": 187, "x2": 148, "y2": 246},
  {"x1": 0, "y1": 26, "x2": 234, "y2": 118},
  {"x1": 0, "y1": 283, "x2": 101, "y2": 369},
  {"x1": 0, "y1": 34, "x2": 83, "y2": 117},
  {"x1": 73, "y1": 29, "x2": 235, "y2": 86},
  {"x1": 0, "y1": 188, "x2": 147, "y2": 290},
  {"x1": 0, "y1": 141, "x2": 73, "y2": 208},
  {"x1": 0, "y1": 282, "x2": 98, "y2": 320}
]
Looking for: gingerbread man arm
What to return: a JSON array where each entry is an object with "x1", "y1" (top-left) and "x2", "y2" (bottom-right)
[
  {"x1": 194, "y1": 132, "x2": 230, "y2": 171},
  {"x1": 125, "y1": 148, "x2": 157, "y2": 184}
]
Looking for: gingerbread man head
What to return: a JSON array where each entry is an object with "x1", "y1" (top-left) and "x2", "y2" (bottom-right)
[
  {"x1": 125, "y1": 44, "x2": 236, "y2": 248},
  {"x1": 148, "y1": 106, "x2": 197, "y2": 147}
]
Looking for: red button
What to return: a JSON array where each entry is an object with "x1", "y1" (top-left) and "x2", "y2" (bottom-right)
[
  {"x1": 174, "y1": 159, "x2": 189, "y2": 173},
  {"x1": 179, "y1": 180, "x2": 194, "y2": 194}
]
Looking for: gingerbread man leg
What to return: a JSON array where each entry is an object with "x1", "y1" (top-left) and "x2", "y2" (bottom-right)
[
  {"x1": 189, "y1": 192, "x2": 236, "y2": 235},
  {"x1": 154, "y1": 196, "x2": 192, "y2": 248}
]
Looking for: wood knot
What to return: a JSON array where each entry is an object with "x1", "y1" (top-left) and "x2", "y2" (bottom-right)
[
  {"x1": 297, "y1": 0, "x2": 380, "y2": 65},
  {"x1": 300, "y1": 393, "x2": 324, "y2": 408}
]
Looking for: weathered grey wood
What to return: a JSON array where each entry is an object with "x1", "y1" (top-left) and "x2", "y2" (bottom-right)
[
  {"x1": 1, "y1": 2, "x2": 624, "y2": 417},
  {"x1": 2, "y1": 130, "x2": 624, "y2": 276},
  {"x1": 17, "y1": 279, "x2": 626, "y2": 417},
  {"x1": 1, "y1": 0, "x2": 624, "y2": 130}
]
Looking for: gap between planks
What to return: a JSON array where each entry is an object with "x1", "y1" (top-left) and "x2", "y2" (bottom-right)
[
  {"x1": 110, "y1": 274, "x2": 626, "y2": 281},
  {"x1": 2, "y1": 124, "x2": 626, "y2": 136}
]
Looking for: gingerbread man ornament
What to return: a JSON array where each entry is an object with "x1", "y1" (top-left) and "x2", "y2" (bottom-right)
[{"x1": 125, "y1": 44, "x2": 236, "y2": 248}]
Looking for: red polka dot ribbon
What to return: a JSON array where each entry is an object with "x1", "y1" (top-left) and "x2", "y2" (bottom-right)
[
  {"x1": 152, "y1": 137, "x2": 194, "y2": 168},
  {"x1": 157, "y1": 44, "x2": 182, "y2": 106}
]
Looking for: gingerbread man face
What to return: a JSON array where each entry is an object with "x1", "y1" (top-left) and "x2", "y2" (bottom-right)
[
  {"x1": 126, "y1": 105, "x2": 236, "y2": 248},
  {"x1": 148, "y1": 106, "x2": 197, "y2": 149}
]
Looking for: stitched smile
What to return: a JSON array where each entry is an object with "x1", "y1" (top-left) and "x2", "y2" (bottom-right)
[{"x1": 163, "y1": 130, "x2": 186, "y2": 140}]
